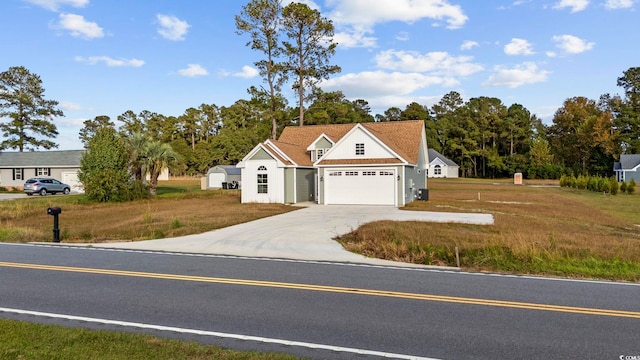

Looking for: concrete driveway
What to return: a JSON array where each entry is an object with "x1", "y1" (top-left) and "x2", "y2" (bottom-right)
[
  {"x1": 93, "y1": 205, "x2": 493, "y2": 266},
  {"x1": 0, "y1": 193, "x2": 27, "y2": 200}
]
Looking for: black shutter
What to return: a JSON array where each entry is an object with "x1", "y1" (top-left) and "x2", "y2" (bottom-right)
[{"x1": 12, "y1": 169, "x2": 15, "y2": 181}]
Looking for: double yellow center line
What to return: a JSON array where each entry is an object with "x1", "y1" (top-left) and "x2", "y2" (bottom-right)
[{"x1": 1, "y1": 261, "x2": 638, "y2": 319}]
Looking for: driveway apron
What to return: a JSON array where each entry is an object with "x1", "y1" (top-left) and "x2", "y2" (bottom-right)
[{"x1": 92, "y1": 205, "x2": 493, "y2": 266}]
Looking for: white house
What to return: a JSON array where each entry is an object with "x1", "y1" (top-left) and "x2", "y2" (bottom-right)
[
  {"x1": 237, "y1": 120, "x2": 429, "y2": 206},
  {"x1": 427, "y1": 149, "x2": 459, "y2": 178}
]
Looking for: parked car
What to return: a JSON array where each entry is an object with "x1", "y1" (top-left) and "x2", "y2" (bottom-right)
[{"x1": 23, "y1": 178, "x2": 71, "y2": 196}]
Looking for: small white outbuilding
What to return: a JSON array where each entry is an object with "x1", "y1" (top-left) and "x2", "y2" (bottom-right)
[{"x1": 206, "y1": 165, "x2": 241, "y2": 189}]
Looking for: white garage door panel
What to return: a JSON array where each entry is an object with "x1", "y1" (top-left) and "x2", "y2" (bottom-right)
[
  {"x1": 325, "y1": 169, "x2": 395, "y2": 205},
  {"x1": 208, "y1": 173, "x2": 226, "y2": 188},
  {"x1": 61, "y1": 172, "x2": 83, "y2": 193}
]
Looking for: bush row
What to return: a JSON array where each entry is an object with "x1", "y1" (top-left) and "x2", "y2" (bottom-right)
[{"x1": 559, "y1": 175, "x2": 636, "y2": 195}]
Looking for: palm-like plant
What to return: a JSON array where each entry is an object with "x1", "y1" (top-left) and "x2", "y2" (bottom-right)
[{"x1": 143, "y1": 140, "x2": 181, "y2": 195}]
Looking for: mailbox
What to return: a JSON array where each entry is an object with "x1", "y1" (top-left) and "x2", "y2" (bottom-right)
[{"x1": 47, "y1": 206, "x2": 62, "y2": 242}]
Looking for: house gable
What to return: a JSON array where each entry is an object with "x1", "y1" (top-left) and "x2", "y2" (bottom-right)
[
  {"x1": 316, "y1": 124, "x2": 407, "y2": 166},
  {"x1": 250, "y1": 148, "x2": 275, "y2": 161}
]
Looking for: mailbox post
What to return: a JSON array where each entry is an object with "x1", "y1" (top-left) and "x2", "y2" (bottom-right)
[{"x1": 47, "y1": 206, "x2": 62, "y2": 243}]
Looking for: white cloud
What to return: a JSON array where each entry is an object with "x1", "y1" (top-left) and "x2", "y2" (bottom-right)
[
  {"x1": 553, "y1": 0, "x2": 590, "y2": 12},
  {"x1": 23, "y1": 0, "x2": 88, "y2": 11},
  {"x1": 322, "y1": 71, "x2": 459, "y2": 98},
  {"x1": 58, "y1": 101, "x2": 82, "y2": 111},
  {"x1": 56, "y1": 13, "x2": 103, "y2": 39},
  {"x1": 374, "y1": 49, "x2": 484, "y2": 77},
  {"x1": 326, "y1": 0, "x2": 468, "y2": 48},
  {"x1": 75, "y1": 56, "x2": 144, "y2": 67},
  {"x1": 178, "y1": 64, "x2": 208, "y2": 77},
  {"x1": 552, "y1": 34, "x2": 595, "y2": 54},
  {"x1": 233, "y1": 66, "x2": 258, "y2": 79},
  {"x1": 334, "y1": 27, "x2": 377, "y2": 48},
  {"x1": 604, "y1": 0, "x2": 635, "y2": 9},
  {"x1": 460, "y1": 40, "x2": 479, "y2": 51},
  {"x1": 157, "y1": 14, "x2": 190, "y2": 41},
  {"x1": 504, "y1": 38, "x2": 535, "y2": 56},
  {"x1": 396, "y1": 31, "x2": 410, "y2": 41},
  {"x1": 483, "y1": 62, "x2": 549, "y2": 88},
  {"x1": 327, "y1": 0, "x2": 468, "y2": 29}
]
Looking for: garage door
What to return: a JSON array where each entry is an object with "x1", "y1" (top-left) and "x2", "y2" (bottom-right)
[
  {"x1": 208, "y1": 173, "x2": 226, "y2": 188},
  {"x1": 61, "y1": 172, "x2": 83, "y2": 193},
  {"x1": 324, "y1": 168, "x2": 396, "y2": 205}
]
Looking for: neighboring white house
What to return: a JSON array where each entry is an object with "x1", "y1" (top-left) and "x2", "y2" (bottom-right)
[
  {"x1": 237, "y1": 120, "x2": 429, "y2": 206},
  {"x1": 0, "y1": 150, "x2": 85, "y2": 192},
  {"x1": 614, "y1": 154, "x2": 640, "y2": 182},
  {"x1": 427, "y1": 149, "x2": 459, "y2": 178}
]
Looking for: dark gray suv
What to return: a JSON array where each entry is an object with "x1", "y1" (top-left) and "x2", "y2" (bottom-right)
[{"x1": 23, "y1": 178, "x2": 71, "y2": 196}]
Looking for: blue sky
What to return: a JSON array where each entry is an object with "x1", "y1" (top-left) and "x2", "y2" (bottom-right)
[{"x1": 2, "y1": 0, "x2": 638, "y2": 150}]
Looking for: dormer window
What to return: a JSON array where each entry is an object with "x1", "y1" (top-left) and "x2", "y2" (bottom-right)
[
  {"x1": 316, "y1": 148, "x2": 325, "y2": 161},
  {"x1": 355, "y1": 143, "x2": 365, "y2": 156}
]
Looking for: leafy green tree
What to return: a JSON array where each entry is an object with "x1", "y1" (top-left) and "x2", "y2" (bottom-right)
[
  {"x1": 0, "y1": 66, "x2": 63, "y2": 151},
  {"x1": 382, "y1": 107, "x2": 402, "y2": 122},
  {"x1": 281, "y1": 2, "x2": 340, "y2": 126},
  {"x1": 117, "y1": 110, "x2": 145, "y2": 138},
  {"x1": 401, "y1": 102, "x2": 430, "y2": 121},
  {"x1": 236, "y1": 0, "x2": 288, "y2": 139},
  {"x1": 78, "y1": 127, "x2": 136, "y2": 202},
  {"x1": 79, "y1": 115, "x2": 114, "y2": 148},
  {"x1": 304, "y1": 90, "x2": 373, "y2": 124},
  {"x1": 209, "y1": 99, "x2": 271, "y2": 165},
  {"x1": 548, "y1": 96, "x2": 617, "y2": 175},
  {"x1": 610, "y1": 67, "x2": 640, "y2": 153},
  {"x1": 122, "y1": 132, "x2": 147, "y2": 181},
  {"x1": 431, "y1": 91, "x2": 465, "y2": 153}
]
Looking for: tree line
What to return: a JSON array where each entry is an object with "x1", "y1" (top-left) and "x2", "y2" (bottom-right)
[{"x1": 1, "y1": 0, "x2": 639, "y2": 186}]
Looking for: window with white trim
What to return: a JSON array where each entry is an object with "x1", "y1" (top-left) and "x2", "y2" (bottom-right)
[
  {"x1": 355, "y1": 143, "x2": 365, "y2": 156},
  {"x1": 13, "y1": 168, "x2": 24, "y2": 180},
  {"x1": 257, "y1": 174, "x2": 268, "y2": 193},
  {"x1": 37, "y1": 168, "x2": 50, "y2": 176},
  {"x1": 316, "y1": 148, "x2": 325, "y2": 161},
  {"x1": 257, "y1": 166, "x2": 268, "y2": 194},
  {"x1": 434, "y1": 165, "x2": 442, "y2": 175}
]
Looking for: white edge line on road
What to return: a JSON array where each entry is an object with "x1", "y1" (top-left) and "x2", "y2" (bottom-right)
[
  {"x1": 0, "y1": 307, "x2": 440, "y2": 360},
  {"x1": 6, "y1": 242, "x2": 640, "y2": 287}
]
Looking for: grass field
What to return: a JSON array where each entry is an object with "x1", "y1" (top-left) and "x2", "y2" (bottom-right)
[
  {"x1": 1, "y1": 178, "x2": 639, "y2": 281},
  {"x1": 338, "y1": 178, "x2": 640, "y2": 281},
  {"x1": 0, "y1": 318, "x2": 298, "y2": 360},
  {"x1": 0, "y1": 180, "x2": 294, "y2": 243}
]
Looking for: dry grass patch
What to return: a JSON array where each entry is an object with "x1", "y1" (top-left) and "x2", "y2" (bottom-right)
[
  {"x1": 338, "y1": 178, "x2": 640, "y2": 281},
  {"x1": 0, "y1": 182, "x2": 295, "y2": 243}
]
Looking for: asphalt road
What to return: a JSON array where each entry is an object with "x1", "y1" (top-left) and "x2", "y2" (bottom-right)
[{"x1": 1, "y1": 243, "x2": 638, "y2": 360}]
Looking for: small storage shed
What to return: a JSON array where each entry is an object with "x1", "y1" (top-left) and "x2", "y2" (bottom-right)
[{"x1": 206, "y1": 165, "x2": 241, "y2": 189}]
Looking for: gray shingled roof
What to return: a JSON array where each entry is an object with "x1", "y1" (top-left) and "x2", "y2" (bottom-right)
[
  {"x1": 428, "y1": 148, "x2": 458, "y2": 167},
  {"x1": 618, "y1": 154, "x2": 640, "y2": 170},
  {"x1": 0, "y1": 150, "x2": 84, "y2": 167},
  {"x1": 217, "y1": 165, "x2": 241, "y2": 175}
]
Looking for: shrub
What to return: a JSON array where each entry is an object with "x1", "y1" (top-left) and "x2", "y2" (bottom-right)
[
  {"x1": 599, "y1": 178, "x2": 610, "y2": 194},
  {"x1": 628, "y1": 179, "x2": 636, "y2": 195},
  {"x1": 609, "y1": 177, "x2": 619, "y2": 195},
  {"x1": 620, "y1": 181, "x2": 628, "y2": 193}
]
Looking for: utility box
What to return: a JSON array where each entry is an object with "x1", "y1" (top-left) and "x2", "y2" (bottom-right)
[
  {"x1": 514, "y1": 172, "x2": 523, "y2": 185},
  {"x1": 417, "y1": 188, "x2": 429, "y2": 201}
]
